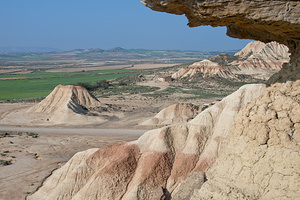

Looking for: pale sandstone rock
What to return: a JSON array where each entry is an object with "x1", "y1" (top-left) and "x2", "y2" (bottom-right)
[
  {"x1": 192, "y1": 80, "x2": 300, "y2": 200},
  {"x1": 28, "y1": 84, "x2": 265, "y2": 200}
]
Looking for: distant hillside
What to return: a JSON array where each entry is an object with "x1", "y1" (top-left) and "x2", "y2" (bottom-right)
[
  {"x1": 0, "y1": 46, "x2": 61, "y2": 53},
  {"x1": 172, "y1": 59, "x2": 238, "y2": 80},
  {"x1": 171, "y1": 41, "x2": 290, "y2": 81},
  {"x1": 235, "y1": 41, "x2": 289, "y2": 70}
]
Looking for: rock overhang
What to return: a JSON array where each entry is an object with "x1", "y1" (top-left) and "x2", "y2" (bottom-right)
[
  {"x1": 141, "y1": 0, "x2": 300, "y2": 83},
  {"x1": 141, "y1": 0, "x2": 300, "y2": 44}
]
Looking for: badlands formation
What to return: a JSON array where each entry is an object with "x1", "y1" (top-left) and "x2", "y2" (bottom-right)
[
  {"x1": 28, "y1": 85, "x2": 102, "y2": 114},
  {"x1": 235, "y1": 41, "x2": 289, "y2": 71},
  {"x1": 173, "y1": 41, "x2": 290, "y2": 81},
  {"x1": 27, "y1": 85, "x2": 108, "y2": 125},
  {"x1": 28, "y1": 84, "x2": 266, "y2": 200},
  {"x1": 28, "y1": 0, "x2": 300, "y2": 199},
  {"x1": 171, "y1": 59, "x2": 238, "y2": 80}
]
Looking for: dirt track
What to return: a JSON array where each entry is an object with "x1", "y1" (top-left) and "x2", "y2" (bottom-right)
[{"x1": 0, "y1": 125, "x2": 147, "y2": 137}]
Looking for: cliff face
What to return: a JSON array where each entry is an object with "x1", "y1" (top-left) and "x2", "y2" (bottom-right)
[
  {"x1": 141, "y1": 0, "x2": 300, "y2": 83},
  {"x1": 193, "y1": 80, "x2": 300, "y2": 200}
]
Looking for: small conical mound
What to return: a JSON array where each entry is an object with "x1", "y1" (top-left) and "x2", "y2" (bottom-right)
[
  {"x1": 27, "y1": 85, "x2": 103, "y2": 124},
  {"x1": 28, "y1": 85, "x2": 101, "y2": 114}
]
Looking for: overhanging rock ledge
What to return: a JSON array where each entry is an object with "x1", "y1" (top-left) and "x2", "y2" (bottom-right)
[{"x1": 141, "y1": 0, "x2": 300, "y2": 83}]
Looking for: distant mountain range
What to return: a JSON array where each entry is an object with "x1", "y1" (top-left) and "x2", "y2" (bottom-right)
[
  {"x1": 0, "y1": 46, "x2": 239, "y2": 54},
  {"x1": 0, "y1": 47, "x2": 62, "y2": 53}
]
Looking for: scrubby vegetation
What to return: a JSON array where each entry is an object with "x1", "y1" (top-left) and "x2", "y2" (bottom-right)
[
  {"x1": 26, "y1": 132, "x2": 39, "y2": 138},
  {"x1": 88, "y1": 74, "x2": 160, "y2": 98},
  {"x1": 0, "y1": 133, "x2": 13, "y2": 138}
]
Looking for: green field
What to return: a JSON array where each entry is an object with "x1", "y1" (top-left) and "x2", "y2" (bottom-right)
[{"x1": 0, "y1": 69, "x2": 143, "y2": 100}]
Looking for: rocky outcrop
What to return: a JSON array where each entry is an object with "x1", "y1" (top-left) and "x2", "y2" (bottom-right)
[
  {"x1": 27, "y1": 85, "x2": 103, "y2": 123},
  {"x1": 28, "y1": 84, "x2": 265, "y2": 200},
  {"x1": 141, "y1": 103, "x2": 203, "y2": 127},
  {"x1": 142, "y1": 0, "x2": 300, "y2": 83},
  {"x1": 235, "y1": 41, "x2": 290, "y2": 71},
  {"x1": 192, "y1": 80, "x2": 300, "y2": 200},
  {"x1": 172, "y1": 59, "x2": 238, "y2": 80}
]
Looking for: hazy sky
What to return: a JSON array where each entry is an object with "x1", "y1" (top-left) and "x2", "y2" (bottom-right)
[{"x1": 0, "y1": 0, "x2": 252, "y2": 51}]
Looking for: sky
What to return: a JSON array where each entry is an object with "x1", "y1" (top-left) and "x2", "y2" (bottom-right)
[{"x1": 0, "y1": 0, "x2": 252, "y2": 51}]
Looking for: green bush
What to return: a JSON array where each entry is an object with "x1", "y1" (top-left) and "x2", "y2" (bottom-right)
[{"x1": 96, "y1": 80, "x2": 110, "y2": 89}]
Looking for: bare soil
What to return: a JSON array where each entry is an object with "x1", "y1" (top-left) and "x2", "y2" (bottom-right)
[{"x1": 0, "y1": 128, "x2": 144, "y2": 200}]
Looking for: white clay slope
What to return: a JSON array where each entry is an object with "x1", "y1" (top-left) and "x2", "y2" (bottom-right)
[{"x1": 172, "y1": 59, "x2": 237, "y2": 79}]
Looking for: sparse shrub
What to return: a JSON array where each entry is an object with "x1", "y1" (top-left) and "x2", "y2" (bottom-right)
[
  {"x1": 26, "y1": 132, "x2": 39, "y2": 138},
  {"x1": 96, "y1": 80, "x2": 110, "y2": 89},
  {"x1": 0, "y1": 132, "x2": 12, "y2": 138},
  {"x1": 118, "y1": 81, "x2": 127, "y2": 86},
  {"x1": 0, "y1": 160, "x2": 11, "y2": 166},
  {"x1": 75, "y1": 82, "x2": 93, "y2": 90}
]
